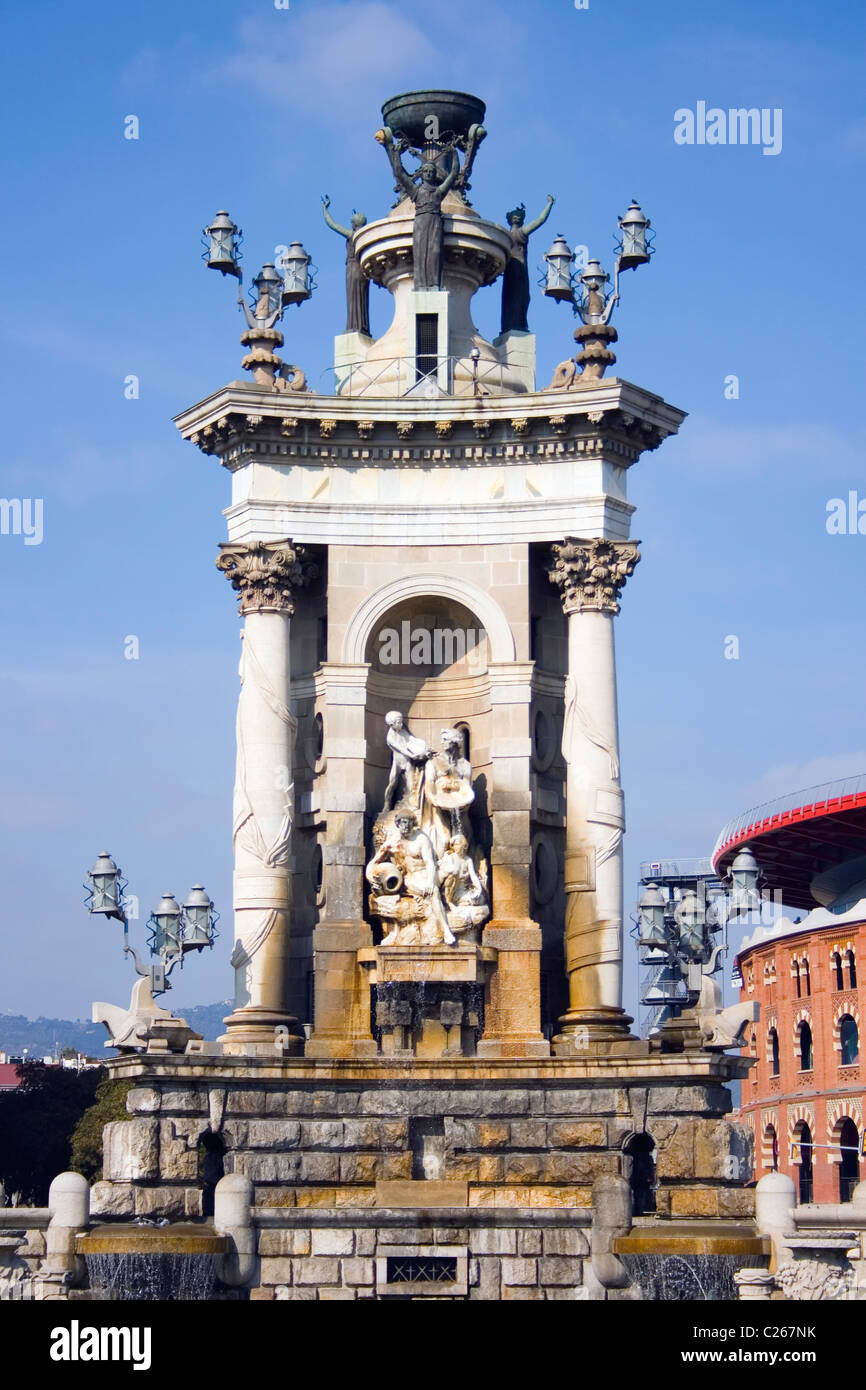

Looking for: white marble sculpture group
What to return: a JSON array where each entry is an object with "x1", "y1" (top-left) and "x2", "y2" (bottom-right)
[{"x1": 366, "y1": 712, "x2": 489, "y2": 946}]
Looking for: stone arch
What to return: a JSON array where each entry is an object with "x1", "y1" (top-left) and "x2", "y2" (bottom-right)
[{"x1": 342, "y1": 572, "x2": 517, "y2": 666}]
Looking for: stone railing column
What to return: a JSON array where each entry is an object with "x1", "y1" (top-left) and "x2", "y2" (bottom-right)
[
  {"x1": 216, "y1": 540, "x2": 316, "y2": 1055},
  {"x1": 548, "y1": 537, "x2": 640, "y2": 1049}
]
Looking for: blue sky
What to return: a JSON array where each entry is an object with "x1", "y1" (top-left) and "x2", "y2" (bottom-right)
[{"x1": 1, "y1": 0, "x2": 864, "y2": 1021}]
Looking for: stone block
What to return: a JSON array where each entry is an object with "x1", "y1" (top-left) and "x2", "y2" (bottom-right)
[
  {"x1": 469, "y1": 1256, "x2": 501, "y2": 1301},
  {"x1": 280, "y1": 1288, "x2": 317, "y2": 1301},
  {"x1": 126, "y1": 1087, "x2": 160, "y2": 1115},
  {"x1": 300, "y1": 1121, "x2": 344, "y2": 1149},
  {"x1": 668, "y1": 1188, "x2": 720, "y2": 1218},
  {"x1": 294, "y1": 1257, "x2": 341, "y2": 1285},
  {"x1": 518, "y1": 1229, "x2": 542, "y2": 1255},
  {"x1": 260, "y1": 1257, "x2": 294, "y2": 1286},
  {"x1": 503, "y1": 1285, "x2": 545, "y2": 1300},
  {"x1": 539, "y1": 1255, "x2": 582, "y2": 1286},
  {"x1": 158, "y1": 1120, "x2": 201, "y2": 1182},
  {"x1": 468, "y1": 1228, "x2": 517, "y2": 1255},
  {"x1": 693, "y1": 1120, "x2": 736, "y2": 1180},
  {"x1": 134, "y1": 1186, "x2": 195, "y2": 1219},
  {"x1": 258, "y1": 1230, "x2": 311, "y2": 1257},
  {"x1": 655, "y1": 1119, "x2": 696, "y2": 1180},
  {"x1": 718, "y1": 1187, "x2": 756, "y2": 1219},
  {"x1": 433, "y1": 1228, "x2": 468, "y2": 1244},
  {"x1": 504, "y1": 1154, "x2": 543, "y2": 1183},
  {"x1": 250, "y1": 1287, "x2": 274, "y2": 1301},
  {"x1": 545, "y1": 1153, "x2": 614, "y2": 1184},
  {"x1": 358, "y1": 1090, "x2": 408, "y2": 1118},
  {"x1": 89, "y1": 1182, "x2": 135, "y2": 1218},
  {"x1": 160, "y1": 1088, "x2": 208, "y2": 1115},
  {"x1": 542, "y1": 1229, "x2": 589, "y2": 1256},
  {"x1": 545, "y1": 1286, "x2": 587, "y2": 1299},
  {"x1": 477, "y1": 1122, "x2": 510, "y2": 1149},
  {"x1": 311, "y1": 1229, "x2": 354, "y2": 1256},
  {"x1": 509, "y1": 1121, "x2": 548, "y2": 1149},
  {"x1": 342, "y1": 1258, "x2": 375, "y2": 1286},
  {"x1": 339, "y1": 1153, "x2": 381, "y2": 1184},
  {"x1": 445, "y1": 1118, "x2": 478, "y2": 1150},
  {"x1": 334, "y1": 1187, "x2": 377, "y2": 1208},
  {"x1": 104, "y1": 1120, "x2": 159, "y2": 1182},
  {"x1": 548, "y1": 1121, "x2": 607, "y2": 1148},
  {"x1": 380, "y1": 1153, "x2": 413, "y2": 1181},
  {"x1": 447, "y1": 1156, "x2": 480, "y2": 1182},
  {"x1": 319, "y1": 1288, "x2": 356, "y2": 1300},
  {"x1": 266, "y1": 1090, "x2": 312, "y2": 1117},
  {"x1": 224, "y1": 1090, "x2": 270, "y2": 1116},
  {"x1": 299, "y1": 1153, "x2": 341, "y2": 1184},
  {"x1": 355, "y1": 1230, "x2": 376, "y2": 1256},
  {"x1": 247, "y1": 1121, "x2": 302, "y2": 1150},
  {"x1": 235, "y1": 1153, "x2": 303, "y2": 1184},
  {"x1": 545, "y1": 1089, "x2": 618, "y2": 1116},
  {"x1": 502, "y1": 1258, "x2": 538, "y2": 1286},
  {"x1": 377, "y1": 1227, "x2": 428, "y2": 1245},
  {"x1": 478, "y1": 1156, "x2": 504, "y2": 1182}
]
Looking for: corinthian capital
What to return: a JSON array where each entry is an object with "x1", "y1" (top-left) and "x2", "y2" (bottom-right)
[
  {"x1": 548, "y1": 538, "x2": 641, "y2": 616},
  {"x1": 217, "y1": 541, "x2": 317, "y2": 616}
]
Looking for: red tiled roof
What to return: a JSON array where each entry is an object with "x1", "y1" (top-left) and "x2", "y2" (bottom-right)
[{"x1": 0, "y1": 1064, "x2": 22, "y2": 1089}]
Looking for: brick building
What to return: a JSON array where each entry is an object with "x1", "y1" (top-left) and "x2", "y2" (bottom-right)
[{"x1": 714, "y1": 775, "x2": 866, "y2": 1204}]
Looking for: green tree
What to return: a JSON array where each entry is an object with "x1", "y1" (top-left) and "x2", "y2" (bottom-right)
[
  {"x1": 70, "y1": 1077, "x2": 134, "y2": 1183},
  {"x1": 0, "y1": 1062, "x2": 104, "y2": 1205}
]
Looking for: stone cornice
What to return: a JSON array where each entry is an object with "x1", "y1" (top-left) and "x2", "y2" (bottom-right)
[
  {"x1": 175, "y1": 378, "x2": 686, "y2": 467},
  {"x1": 548, "y1": 537, "x2": 642, "y2": 616},
  {"x1": 216, "y1": 540, "x2": 318, "y2": 617}
]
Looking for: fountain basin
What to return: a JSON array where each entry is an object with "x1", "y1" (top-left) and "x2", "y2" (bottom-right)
[
  {"x1": 614, "y1": 1223, "x2": 768, "y2": 1259},
  {"x1": 76, "y1": 1224, "x2": 229, "y2": 1301},
  {"x1": 76, "y1": 1224, "x2": 228, "y2": 1257}
]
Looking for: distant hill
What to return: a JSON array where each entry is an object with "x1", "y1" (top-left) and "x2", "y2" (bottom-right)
[{"x1": 0, "y1": 1002, "x2": 233, "y2": 1058}]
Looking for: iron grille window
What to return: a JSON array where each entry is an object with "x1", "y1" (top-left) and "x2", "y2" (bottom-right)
[
  {"x1": 386, "y1": 1256, "x2": 457, "y2": 1284},
  {"x1": 415, "y1": 313, "x2": 439, "y2": 382}
]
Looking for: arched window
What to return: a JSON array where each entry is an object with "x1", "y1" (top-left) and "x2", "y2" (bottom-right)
[
  {"x1": 802, "y1": 960, "x2": 811, "y2": 997},
  {"x1": 795, "y1": 1122, "x2": 813, "y2": 1204},
  {"x1": 623, "y1": 1132, "x2": 656, "y2": 1215},
  {"x1": 792, "y1": 959, "x2": 801, "y2": 998},
  {"x1": 769, "y1": 1027, "x2": 780, "y2": 1076},
  {"x1": 832, "y1": 952, "x2": 844, "y2": 991},
  {"x1": 799, "y1": 1021, "x2": 813, "y2": 1071},
  {"x1": 763, "y1": 1123, "x2": 779, "y2": 1172},
  {"x1": 846, "y1": 950, "x2": 857, "y2": 989},
  {"x1": 838, "y1": 1117, "x2": 860, "y2": 1203},
  {"x1": 840, "y1": 1015, "x2": 859, "y2": 1067}
]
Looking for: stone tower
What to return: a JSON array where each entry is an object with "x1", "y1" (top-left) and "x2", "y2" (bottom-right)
[{"x1": 98, "y1": 91, "x2": 755, "y2": 1300}]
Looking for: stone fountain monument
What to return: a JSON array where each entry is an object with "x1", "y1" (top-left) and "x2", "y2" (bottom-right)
[{"x1": 82, "y1": 89, "x2": 762, "y2": 1301}]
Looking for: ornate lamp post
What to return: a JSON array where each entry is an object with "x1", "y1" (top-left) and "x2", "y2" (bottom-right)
[
  {"x1": 542, "y1": 200, "x2": 654, "y2": 382},
  {"x1": 203, "y1": 209, "x2": 315, "y2": 388},
  {"x1": 84, "y1": 852, "x2": 217, "y2": 997}
]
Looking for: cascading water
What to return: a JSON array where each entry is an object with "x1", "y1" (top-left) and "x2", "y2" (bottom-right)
[
  {"x1": 620, "y1": 1251, "x2": 766, "y2": 1301},
  {"x1": 84, "y1": 1251, "x2": 220, "y2": 1301}
]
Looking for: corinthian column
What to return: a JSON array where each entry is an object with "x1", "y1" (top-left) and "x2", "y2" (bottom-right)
[
  {"x1": 216, "y1": 540, "x2": 316, "y2": 1055},
  {"x1": 548, "y1": 537, "x2": 640, "y2": 1050}
]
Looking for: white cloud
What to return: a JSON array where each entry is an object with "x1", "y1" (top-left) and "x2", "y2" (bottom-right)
[
  {"x1": 218, "y1": 4, "x2": 439, "y2": 122},
  {"x1": 740, "y1": 752, "x2": 866, "y2": 807},
  {"x1": 676, "y1": 414, "x2": 865, "y2": 478}
]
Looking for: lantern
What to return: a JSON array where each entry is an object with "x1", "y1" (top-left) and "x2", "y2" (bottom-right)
[
  {"x1": 637, "y1": 883, "x2": 667, "y2": 948},
  {"x1": 148, "y1": 893, "x2": 182, "y2": 958},
  {"x1": 542, "y1": 234, "x2": 575, "y2": 301},
  {"x1": 730, "y1": 845, "x2": 761, "y2": 914},
  {"x1": 250, "y1": 263, "x2": 283, "y2": 319},
  {"x1": 279, "y1": 241, "x2": 313, "y2": 307},
  {"x1": 87, "y1": 851, "x2": 123, "y2": 916},
  {"x1": 675, "y1": 890, "x2": 707, "y2": 960},
  {"x1": 181, "y1": 885, "x2": 216, "y2": 951},
  {"x1": 615, "y1": 200, "x2": 652, "y2": 272},
  {"x1": 203, "y1": 210, "x2": 242, "y2": 278}
]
